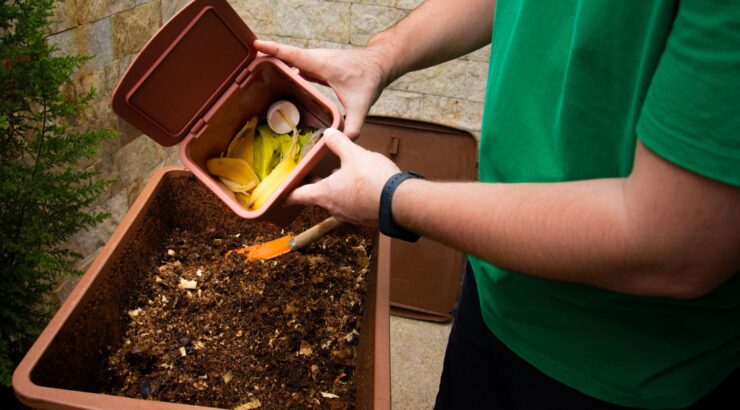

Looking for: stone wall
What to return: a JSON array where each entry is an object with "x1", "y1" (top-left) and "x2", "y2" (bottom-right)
[{"x1": 48, "y1": 0, "x2": 489, "y2": 296}]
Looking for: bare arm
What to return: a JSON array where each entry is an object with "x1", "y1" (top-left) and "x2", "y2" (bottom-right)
[
  {"x1": 291, "y1": 131, "x2": 740, "y2": 299},
  {"x1": 368, "y1": 0, "x2": 496, "y2": 81},
  {"x1": 254, "y1": 0, "x2": 495, "y2": 137}
]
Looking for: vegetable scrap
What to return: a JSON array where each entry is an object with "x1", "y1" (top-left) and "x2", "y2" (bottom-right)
[{"x1": 207, "y1": 100, "x2": 318, "y2": 210}]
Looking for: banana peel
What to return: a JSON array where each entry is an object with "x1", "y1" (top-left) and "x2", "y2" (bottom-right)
[
  {"x1": 207, "y1": 110, "x2": 317, "y2": 211},
  {"x1": 219, "y1": 177, "x2": 256, "y2": 193},
  {"x1": 235, "y1": 192, "x2": 251, "y2": 208},
  {"x1": 254, "y1": 125, "x2": 284, "y2": 181},
  {"x1": 207, "y1": 158, "x2": 259, "y2": 186},
  {"x1": 249, "y1": 135, "x2": 303, "y2": 210},
  {"x1": 249, "y1": 154, "x2": 297, "y2": 210},
  {"x1": 226, "y1": 116, "x2": 258, "y2": 166}
]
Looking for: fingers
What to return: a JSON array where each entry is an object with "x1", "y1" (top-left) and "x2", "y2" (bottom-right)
[
  {"x1": 337, "y1": 92, "x2": 371, "y2": 139},
  {"x1": 342, "y1": 106, "x2": 368, "y2": 139},
  {"x1": 252, "y1": 40, "x2": 282, "y2": 57},
  {"x1": 298, "y1": 70, "x2": 329, "y2": 87},
  {"x1": 322, "y1": 128, "x2": 366, "y2": 161},
  {"x1": 253, "y1": 40, "x2": 316, "y2": 72},
  {"x1": 286, "y1": 182, "x2": 318, "y2": 206}
]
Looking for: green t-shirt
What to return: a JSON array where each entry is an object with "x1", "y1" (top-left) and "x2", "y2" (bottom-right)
[{"x1": 472, "y1": 1, "x2": 740, "y2": 408}]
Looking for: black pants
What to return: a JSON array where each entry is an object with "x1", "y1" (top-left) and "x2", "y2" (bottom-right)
[{"x1": 434, "y1": 264, "x2": 739, "y2": 410}]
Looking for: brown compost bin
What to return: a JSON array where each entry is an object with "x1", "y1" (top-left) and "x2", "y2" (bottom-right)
[
  {"x1": 12, "y1": 167, "x2": 391, "y2": 409},
  {"x1": 356, "y1": 117, "x2": 477, "y2": 322}
]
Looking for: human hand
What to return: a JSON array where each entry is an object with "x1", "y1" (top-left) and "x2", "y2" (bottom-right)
[
  {"x1": 287, "y1": 128, "x2": 400, "y2": 226},
  {"x1": 253, "y1": 40, "x2": 393, "y2": 138}
]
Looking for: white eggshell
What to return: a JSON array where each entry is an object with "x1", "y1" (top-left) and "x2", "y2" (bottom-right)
[{"x1": 267, "y1": 100, "x2": 300, "y2": 134}]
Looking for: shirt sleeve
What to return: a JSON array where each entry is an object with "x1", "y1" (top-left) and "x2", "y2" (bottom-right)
[{"x1": 636, "y1": 0, "x2": 740, "y2": 186}]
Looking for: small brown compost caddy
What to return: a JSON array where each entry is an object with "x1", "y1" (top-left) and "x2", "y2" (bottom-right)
[
  {"x1": 112, "y1": 0, "x2": 341, "y2": 220},
  {"x1": 12, "y1": 168, "x2": 391, "y2": 409}
]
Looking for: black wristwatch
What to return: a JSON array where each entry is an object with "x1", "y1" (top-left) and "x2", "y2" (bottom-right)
[{"x1": 378, "y1": 171, "x2": 424, "y2": 242}]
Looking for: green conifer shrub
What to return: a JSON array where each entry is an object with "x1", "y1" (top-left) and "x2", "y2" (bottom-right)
[{"x1": 0, "y1": 0, "x2": 114, "y2": 386}]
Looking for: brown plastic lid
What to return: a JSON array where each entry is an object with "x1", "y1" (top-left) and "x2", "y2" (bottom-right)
[
  {"x1": 357, "y1": 117, "x2": 478, "y2": 322},
  {"x1": 112, "y1": 0, "x2": 257, "y2": 146}
]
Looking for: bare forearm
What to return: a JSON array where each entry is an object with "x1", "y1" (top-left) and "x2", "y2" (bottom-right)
[
  {"x1": 392, "y1": 178, "x2": 645, "y2": 291},
  {"x1": 368, "y1": 0, "x2": 495, "y2": 84},
  {"x1": 392, "y1": 172, "x2": 739, "y2": 299}
]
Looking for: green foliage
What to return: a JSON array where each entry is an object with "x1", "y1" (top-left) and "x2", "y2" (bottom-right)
[{"x1": 0, "y1": 0, "x2": 114, "y2": 386}]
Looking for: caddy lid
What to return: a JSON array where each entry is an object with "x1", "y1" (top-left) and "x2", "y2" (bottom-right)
[{"x1": 112, "y1": 0, "x2": 257, "y2": 146}]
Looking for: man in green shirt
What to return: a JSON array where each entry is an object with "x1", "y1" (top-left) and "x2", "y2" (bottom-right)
[{"x1": 255, "y1": 0, "x2": 740, "y2": 408}]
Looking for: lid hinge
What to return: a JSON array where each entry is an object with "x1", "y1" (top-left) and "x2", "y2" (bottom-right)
[
  {"x1": 235, "y1": 67, "x2": 251, "y2": 87},
  {"x1": 190, "y1": 118, "x2": 207, "y2": 135}
]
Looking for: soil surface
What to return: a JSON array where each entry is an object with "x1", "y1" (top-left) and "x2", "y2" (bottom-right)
[{"x1": 102, "y1": 208, "x2": 373, "y2": 409}]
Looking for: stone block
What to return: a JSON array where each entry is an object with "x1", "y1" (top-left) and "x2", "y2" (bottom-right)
[
  {"x1": 161, "y1": 0, "x2": 191, "y2": 22},
  {"x1": 350, "y1": 4, "x2": 407, "y2": 46},
  {"x1": 394, "y1": 0, "x2": 423, "y2": 10},
  {"x1": 276, "y1": 0, "x2": 350, "y2": 43},
  {"x1": 50, "y1": 0, "x2": 152, "y2": 33},
  {"x1": 113, "y1": 135, "x2": 169, "y2": 187},
  {"x1": 389, "y1": 59, "x2": 488, "y2": 102},
  {"x1": 61, "y1": 56, "x2": 135, "y2": 143},
  {"x1": 53, "y1": 274, "x2": 81, "y2": 304},
  {"x1": 159, "y1": 145, "x2": 183, "y2": 168},
  {"x1": 463, "y1": 44, "x2": 491, "y2": 63},
  {"x1": 116, "y1": 121, "x2": 145, "y2": 150},
  {"x1": 347, "y1": 0, "x2": 395, "y2": 6},
  {"x1": 369, "y1": 89, "x2": 424, "y2": 119},
  {"x1": 231, "y1": 0, "x2": 276, "y2": 34},
  {"x1": 463, "y1": 60, "x2": 489, "y2": 103},
  {"x1": 389, "y1": 59, "x2": 464, "y2": 98},
  {"x1": 67, "y1": 187, "x2": 128, "y2": 259},
  {"x1": 111, "y1": 1, "x2": 162, "y2": 59},
  {"x1": 48, "y1": 18, "x2": 113, "y2": 71},
  {"x1": 307, "y1": 39, "x2": 355, "y2": 49},
  {"x1": 420, "y1": 95, "x2": 483, "y2": 134},
  {"x1": 256, "y1": 34, "x2": 310, "y2": 48},
  {"x1": 50, "y1": 0, "x2": 80, "y2": 33},
  {"x1": 345, "y1": 0, "x2": 422, "y2": 9}
]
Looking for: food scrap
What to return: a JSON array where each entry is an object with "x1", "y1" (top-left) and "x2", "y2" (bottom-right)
[{"x1": 207, "y1": 100, "x2": 319, "y2": 210}]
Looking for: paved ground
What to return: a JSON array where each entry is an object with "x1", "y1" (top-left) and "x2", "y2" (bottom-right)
[{"x1": 391, "y1": 316, "x2": 452, "y2": 410}]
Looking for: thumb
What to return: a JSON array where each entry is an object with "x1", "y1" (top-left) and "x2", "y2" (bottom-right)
[
  {"x1": 253, "y1": 40, "x2": 317, "y2": 72},
  {"x1": 286, "y1": 181, "x2": 321, "y2": 206},
  {"x1": 322, "y1": 128, "x2": 364, "y2": 161},
  {"x1": 342, "y1": 104, "x2": 369, "y2": 139},
  {"x1": 338, "y1": 93, "x2": 372, "y2": 139}
]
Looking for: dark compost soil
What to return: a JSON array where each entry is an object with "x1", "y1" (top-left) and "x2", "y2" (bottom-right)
[{"x1": 101, "y1": 208, "x2": 373, "y2": 409}]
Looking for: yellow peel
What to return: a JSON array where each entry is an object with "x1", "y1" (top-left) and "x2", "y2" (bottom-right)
[
  {"x1": 249, "y1": 155, "x2": 297, "y2": 210},
  {"x1": 235, "y1": 192, "x2": 251, "y2": 208},
  {"x1": 219, "y1": 177, "x2": 256, "y2": 193},
  {"x1": 207, "y1": 157, "x2": 259, "y2": 186},
  {"x1": 227, "y1": 116, "x2": 258, "y2": 166}
]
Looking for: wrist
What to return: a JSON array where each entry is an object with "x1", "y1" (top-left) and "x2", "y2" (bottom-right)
[
  {"x1": 366, "y1": 31, "x2": 405, "y2": 88},
  {"x1": 378, "y1": 171, "x2": 424, "y2": 242}
]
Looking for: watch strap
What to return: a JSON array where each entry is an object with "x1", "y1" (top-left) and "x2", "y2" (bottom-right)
[{"x1": 378, "y1": 171, "x2": 423, "y2": 242}]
